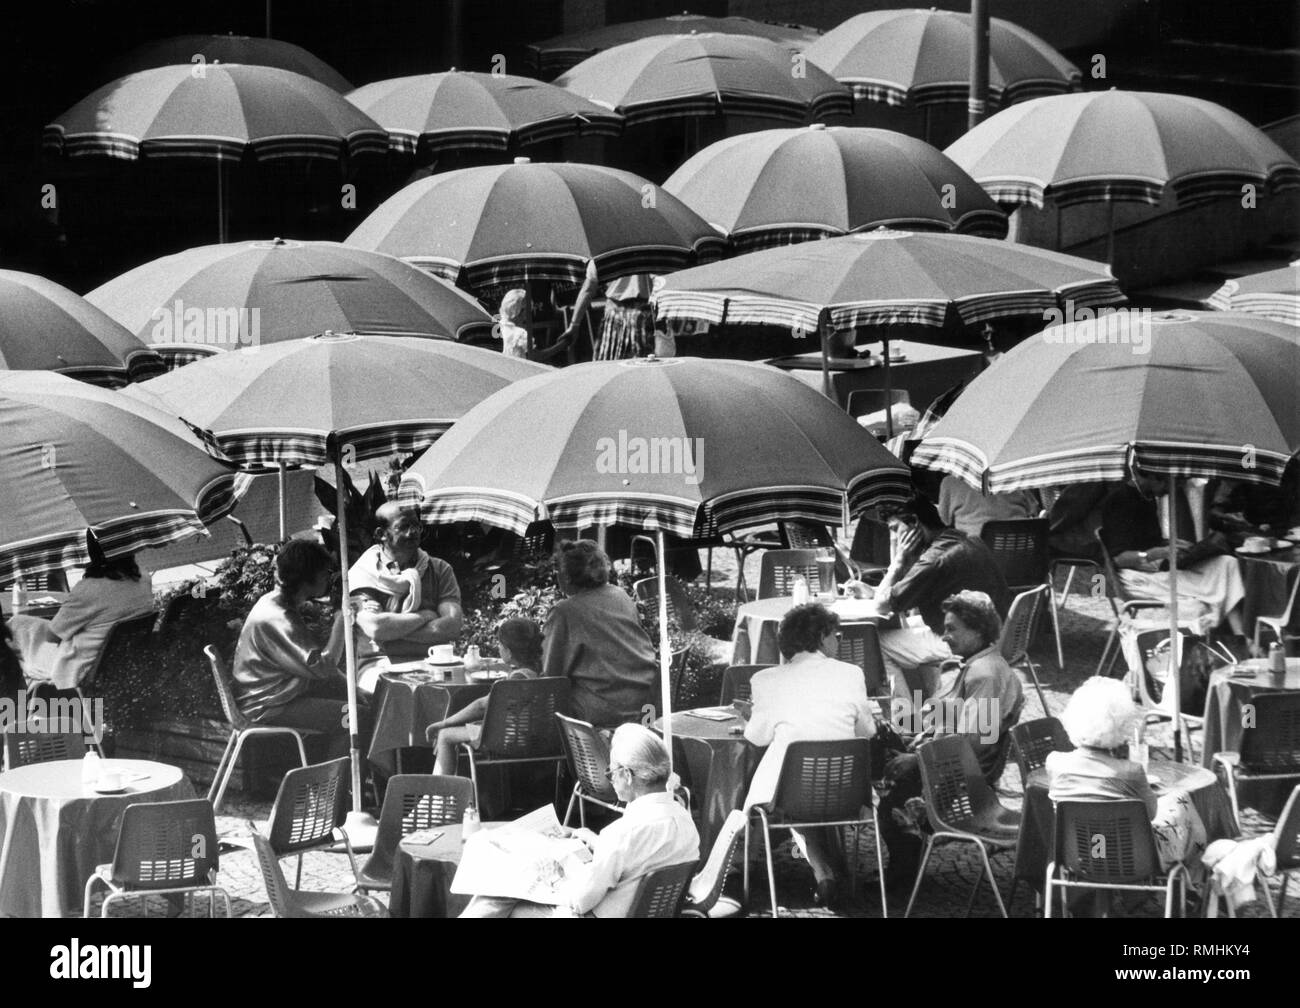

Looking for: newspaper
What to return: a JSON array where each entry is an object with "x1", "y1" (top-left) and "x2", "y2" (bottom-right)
[{"x1": 449, "y1": 805, "x2": 594, "y2": 905}]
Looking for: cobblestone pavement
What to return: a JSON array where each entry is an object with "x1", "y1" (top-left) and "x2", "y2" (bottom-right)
[{"x1": 87, "y1": 560, "x2": 1297, "y2": 919}]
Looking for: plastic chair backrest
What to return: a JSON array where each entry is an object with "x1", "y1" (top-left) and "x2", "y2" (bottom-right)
[
  {"x1": 688, "y1": 809, "x2": 747, "y2": 912},
  {"x1": 632, "y1": 576, "x2": 696, "y2": 632},
  {"x1": 478, "y1": 678, "x2": 570, "y2": 759},
  {"x1": 251, "y1": 831, "x2": 301, "y2": 918},
  {"x1": 783, "y1": 522, "x2": 832, "y2": 550},
  {"x1": 3, "y1": 722, "x2": 86, "y2": 769},
  {"x1": 1273, "y1": 785, "x2": 1300, "y2": 870},
  {"x1": 981, "y1": 518, "x2": 1050, "y2": 590},
  {"x1": 770, "y1": 738, "x2": 873, "y2": 822},
  {"x1": 110, "y1": 798, "x2": 219, "y2": 889},
  {"x1": 365, "y1": 774, "x2": 472, "y2": 881},
  {"x1": 83, "y1": 613, "x2": 156, "y2": 690},
  {"x1": 556, "y1": 714, "x2": 619, "y2": 803},
  {"x1": 1010, "y1": 717, "x2": 1073, "y2": 782},
  {"x1": 205, "y1": 645, "x2": 250, "y2": 731},
  {"x1": 625, "y1": 860, "x2": 697, "y2": 918},
  {"x1": 266, "y1": 757, "x2": 350, "y2": 856},
  {"x1": 719, "y1": 665, "x2": 767, "y2": 706},
  {"x1": 916, "y1": 734, "x2": 999, "y2": 833},
  {"x1": 1240, "y1": 692, "x2": 1300, "y2": 772},
  {"x1": 1053, "y1": 799, "x2": 1160, "y2": 883},
  {"x1": 837, "y1": 622, "x2": 888, "y2": 695},
  {"x1": 757, "y1": 549, "x2": 823, "y2": 600},
  {"x1": 999, "y1": 585, "x2": 1048, "y2": 666}
]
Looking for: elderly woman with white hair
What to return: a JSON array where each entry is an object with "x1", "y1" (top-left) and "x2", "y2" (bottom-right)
[
  {"x1": 460, "y1": 723, "x2": 699, "y2": 918},
  {"x1": 1047, "y1": 676, "x2": 1207, "y2": 877}
]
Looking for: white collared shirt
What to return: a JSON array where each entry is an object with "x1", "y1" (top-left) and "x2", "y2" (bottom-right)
[{"x1": 562, "y1": 791, "x2": 699, "y2": 918}]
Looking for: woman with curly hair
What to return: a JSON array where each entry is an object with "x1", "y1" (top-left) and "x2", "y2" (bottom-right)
[
  {"x1": 1047, "y1": 676, "x2": 1207, "y2": 883},
  {"x1": 542, "y1": 540, "x2": 657, "y2": 728}
]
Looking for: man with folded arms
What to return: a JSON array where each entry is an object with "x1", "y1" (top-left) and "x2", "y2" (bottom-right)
[{"x1": 349, "y1": 502, "x2": 463, "y2": 691}]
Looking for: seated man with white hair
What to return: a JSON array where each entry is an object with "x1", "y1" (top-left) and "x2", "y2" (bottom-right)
[{"x1": 460, "y1": 723, "x2": 700, "y2": 918}]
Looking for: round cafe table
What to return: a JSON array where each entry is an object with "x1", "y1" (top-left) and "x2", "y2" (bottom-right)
[
  {"x1": 654, "y1": 710, "x2": 760, "y2": 856},
  {"x1": 731, "y1": 595, "x2": 884, "y2": 666},
  {"x1": 0, "y1": 758, "x2": 191, "y2": 917},
  {"x1": 1201, "y1": 659, "x2": 1300, "y2": 768},
  {"x1": 389, "y1": 822, "x2": 503, "y2": 918},
  {"x1": 1012, "y1": 760, "x2": 1238, "y2": 893},
  {"x1": 367, "y1": 661, "x2": 496, "y2": 777}
]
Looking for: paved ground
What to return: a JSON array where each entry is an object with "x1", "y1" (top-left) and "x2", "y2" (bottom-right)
[{"x1": 88, "y1": 553, "x2": 1296, "y2": 919}]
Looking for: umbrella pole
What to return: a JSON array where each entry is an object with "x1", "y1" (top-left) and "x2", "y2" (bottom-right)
[
  {"x1": 657, "y1": 526, "x2": 673, "y2": 774},
  {"x1": 1105, "y1": 199, "x2": 1116, "y2": 267},
  {"x1": 336, "y1": 452, "x2": 378, "y2": 845},
  {"x1": 882, "y1": 338, "x2": 894, "y2": 440},
  {"x1": 1167, "y1": 475, "x2": 1183, "y2": 763},
  {"x1": 277, "y1": 460, "x2": 288, "y2": 542},
  {"x1": 216, "y1": 160, "x2": 226, "y2": 244},
  {"x1": 818, "y1": 316, "x2": 832, "y2": 401}
]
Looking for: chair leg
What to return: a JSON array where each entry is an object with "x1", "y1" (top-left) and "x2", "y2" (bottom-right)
[
  {"x1": 760, "y1": 814, "x2": 779, "y2": 918},
  {"x1": 1096, "y1": 623, "x2": 1121, "y2": 677},
  {"x1": 208, "y1": 731, "x2": 239, "y2": 804},
  {"x1": 742, "y1": 815, "x2": 752, "y2": 906},
  {"x1": 295, "y1": 854, "x2": 304, "y2": 891},
  {"x1": 1059, "y1": 566, "x2": 1076, "y2": 608},
  {"x1": 1222, "y1": 768, "x2": 1241, "y2": 828},
  {"x1": 872, "y1": 806, "x2": 888, "y2": 919},
  {"x1": 973, "y1": 842, "x2": 1009, "y2": 918},
  {"x1": 290, "y1": 730, "x2": 309, "y2": 768},
  {"x1": 1276, "y1": 874, "x2": 1289, "y2": 916},
  {"x1": 1022, "y1": 658, "x2": 1051, "y2": 719},
  {"x1": 564, "y1": 786, "x2": 579, "y2": 828},
  {"x1": 463, "y1": 744, "x2": 481, "y2": 810},
  {"x1": 211, "y1": 732, "x2": 247, "y2": 815},
  {"x1": 1046, "y1": 582, "x2": 1064, "y2": 669},
  {"x1": 904, "y1": 835, "x2": 936, "y2": 918},
  {"x1": 83, "y1": 875, "x2": 103, "y2": 918}
]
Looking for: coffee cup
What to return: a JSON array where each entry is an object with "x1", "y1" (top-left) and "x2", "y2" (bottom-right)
[
  {"x1": 97, "y1": 770, "x2": 123, "y2": 791},
  {"x1": 427, "y1": 644, "x2": 456, "y2": 664},
  {"x1": 1243, "y1": 535, "x2": 1271, "y2": 553}
]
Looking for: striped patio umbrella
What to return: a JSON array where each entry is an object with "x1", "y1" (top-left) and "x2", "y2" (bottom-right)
[
  {"x1": 43, "y1": 64, "x2": 388, "y2": 242},
  {"x1": 945, "y1": 91, "x2": 1300, "y2": 210},
  {"x1": 86, "y1": 238, "x2": 493, "y2": 369},
  {"x1": 107, "y1": 34, "x2": 353, "y2": 92},
  {"x1": 1206, "y1": 264, "x2": 1300, "y2": 326},
  {"x1": 527, "y1": 14, "x2": 821, "y2": 76},
  {"x1": 664, "y1": 124, "x2": 1007, "y2": 251},
  {"x1": 346, "y1": 158, "x2": 727, "y2": 289},
  {"x1": 396, "y1": 356, "x2": 912, "y2": 758},
  {"x1": 0, "y1": 370, "x2": 238, "y2": 583},
  {"x1": 554, "y1": 34, "x2": 851, "y2": 127},
  {"x1": 347, "y1": 71, "x2": 623, "y2": 158},
  {"x1": 129, "y1": 331, "x2": 548, "y2": 830},
  {"x1": 803, "y1": 9, "x2": 1079, "y2": 108},
  {"x1": 653, "y1": 228, "x2": 1123, "y2": 334},
  {"x1": 0, "y1": 271, "x2": 165, "y2": 386},
  {"x1": 911, "y1": 311, "x2": 1300, "y2": 759}
]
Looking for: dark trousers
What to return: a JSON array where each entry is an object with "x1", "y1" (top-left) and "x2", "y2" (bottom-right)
[
  {"x1": 877, "y1": 751, "x2": 925, "y2": 881},
  {"x1": 261, "y1": 682, "x2": 374, "y2": 765}
]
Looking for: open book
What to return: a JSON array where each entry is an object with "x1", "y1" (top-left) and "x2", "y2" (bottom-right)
[{"x1": 449, "y1": 805, "x2": 593, "y2": 905}]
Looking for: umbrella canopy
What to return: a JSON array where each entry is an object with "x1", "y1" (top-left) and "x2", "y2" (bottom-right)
[
  {"x1": 0, "y1": 271, "x2": 164, "y2": 385},
  {"x1": 347, "y1": 71, "x2": 623, "y2": 156},
  {"x1": 527, "y1": 14, "x2": 822, "y2": 76},
  {"x1": 653, "y1": 228, "x2": 1124, "y2": 333},
  {"x1": 945, "y1": 90, "x2": 1300, "y2": 209},
  {"x1": 43, "y1": 64, "x2": 387, "y2": 162},
  {"x1": 107, "y1": 34, "x2": 353, "y2": 92},
  {"x1": 803, "y1": 9, "x2": 1079, "y2": 107},
  {"x1": 0, "y1": 370, "x2": 239, "y2": 582},
  {"x1": 911, "y1": 311, "x2": 1300, "y2": 490},
  {"x1": 554, "y1": 33, "x2": 852, "y2": 126},
  {"x1": 85, "y1": 238, "x2": 493, "y2": 367},
  {"x1": 125, "y1": 332, "x2": 547, "y2": 469},
  {"x1": 663, "y1": 124, "x2": 1007, "y2": 250},
  {"x1": 397, "y1": 356, "x2": 912, "y2": 539},
  {"x1": 346, "y1": 159, "x2": 727, "y2": 287},
  {"x1": 1206, "y1": 264, "x2": 1300, "y2": 326}
]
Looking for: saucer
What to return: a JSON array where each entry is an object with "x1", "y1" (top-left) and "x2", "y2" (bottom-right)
[{"x1": 94, "y1": 785, "x2": 129, "y2": 795}]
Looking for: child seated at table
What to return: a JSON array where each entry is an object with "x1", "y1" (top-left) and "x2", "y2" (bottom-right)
[{"x1": 425, "y1": 617, "x2": 541, "y2": 774}]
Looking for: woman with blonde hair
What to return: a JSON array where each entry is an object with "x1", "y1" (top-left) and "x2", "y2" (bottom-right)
[
  {"x1": 460, "y1": 723, "x2": 699, "y2": 917},
  {"x1": 1047, "y1": 676, "x2": 1206, "y2": 881}
]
